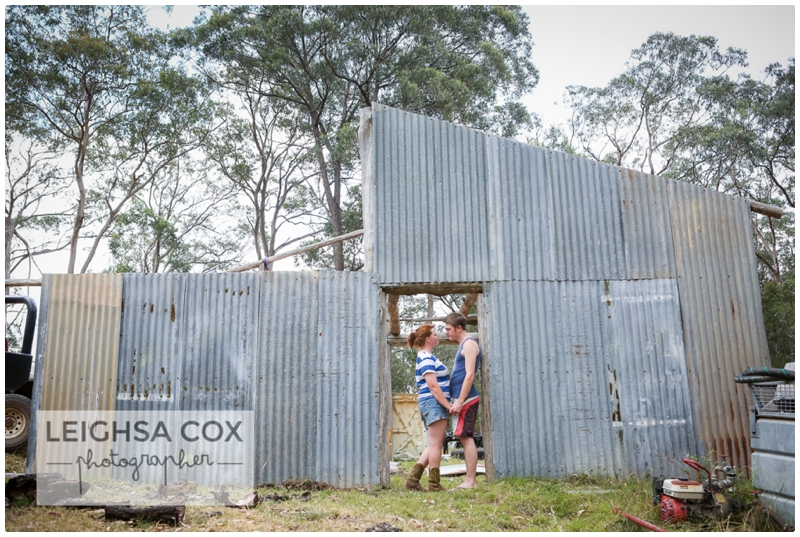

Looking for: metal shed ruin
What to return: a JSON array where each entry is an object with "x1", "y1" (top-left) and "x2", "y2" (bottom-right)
[{"x1": 26, "y1": 104, "x2": 771, "y2": 487}]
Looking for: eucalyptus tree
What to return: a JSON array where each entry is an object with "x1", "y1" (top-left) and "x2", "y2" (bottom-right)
[
  {"x1": 565, "y1": 33, "x2": 747, "y2": 174},
  {"x1": 204, "y1": 84, "x2": 321, "y2": 261},
  {"x1": 107, "y1": 162, "x2": 248, "y2": 274},
  {"x1": 6, "y1": 5, "x2": 220, "y2": 274},
  {"x1": 191, "y1": 5, "x2": 538, "y2": 270},
  {"x1": 4, "y1": 138, "x2": 70, "y2": 280}
]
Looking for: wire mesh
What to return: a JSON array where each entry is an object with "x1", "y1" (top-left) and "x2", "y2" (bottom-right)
[{"x1": 749, "y1": 382, "x2": 795, "y2": 416}]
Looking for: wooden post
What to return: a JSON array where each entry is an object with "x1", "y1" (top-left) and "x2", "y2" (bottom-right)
[
  {"x1": 358, "y1": 107, "x2": 375, "y2": 272},
  {"x1": 477, "y1": 293, "x2": 494, "y2": 482},
  {"x1": 378, "y1": 290, "x2": 392, "y2": 487},
  {"x1": 388, "y1": 294, "x2": 400, "y2": 336},
  {"x1": 460, "y1": 292, "x2": 478, "y2": 317}
]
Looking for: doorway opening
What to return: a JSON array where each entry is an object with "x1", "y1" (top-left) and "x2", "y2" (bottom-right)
[{"x1": 380, "y1": 286, "x2": 493, "y2": 482}]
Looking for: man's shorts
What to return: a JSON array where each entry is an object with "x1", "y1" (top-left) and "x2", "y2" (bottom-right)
[
  {"x1": 418, "y1": 397, "x2": 449, "y2": 429},
  {"x1": 451, "y1": 397, "x2": 480, "y2": 437}
]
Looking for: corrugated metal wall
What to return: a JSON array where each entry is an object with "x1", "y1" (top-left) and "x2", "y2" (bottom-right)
[
  {"x1": 484, "y1": 279, "x2": 696, "y2": 478},
  {"x1": 669, "y1": 181, "x2": 771, "y2": 469},
  {"x1": 373, "y1": 104, "x2": 491, "y2": 283},
  {"x1": 372, "y1": 106, "x2": 677, "y2": 284},
  {"x1": 257, "y1": 271, "x2": 319, "y2": 484},
  {"x1": 28, "y1": 274, "x2": 124, "y2": 474},
  {"x1": 367, "y1": 104, "x2": 769, "y2": 477},
  {"x1": 316, "y1": 272, "x2": 382, "y2": 487},
  {"x1": 29, "y1": 271, "x2": 383, "y2": 487}
]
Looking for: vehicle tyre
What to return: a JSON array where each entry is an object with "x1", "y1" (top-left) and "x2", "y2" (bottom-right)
[{"x1": 5, "y1": 393, "x2": 31, "y2": 452}]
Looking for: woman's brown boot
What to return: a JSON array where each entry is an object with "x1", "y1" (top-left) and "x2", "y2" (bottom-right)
[
  {"x1": 427, "y1": 467, "x2": 445, "y2": 492},
  {"x1": 405, "y1": 463, "x2": 426, "y2": 491}
]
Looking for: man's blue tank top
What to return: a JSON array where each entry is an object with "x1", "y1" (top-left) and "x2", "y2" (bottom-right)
[{"x1": 450, "y1": 336, "x2": 482, "y2": 400}]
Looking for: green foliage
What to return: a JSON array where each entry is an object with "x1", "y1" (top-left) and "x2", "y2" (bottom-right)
[
  {"x1": 193, "y1": 5, "x2": 538, "y2": 271},
  {"x1": 566, "y1": 32, "x2": 748, "y2": 173},
  {"x1": 761, "y1": 276, "x2": 795, "y2": 367}
]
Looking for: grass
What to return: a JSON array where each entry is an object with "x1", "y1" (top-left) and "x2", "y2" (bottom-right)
[{"x1": 5, "y1": 458, "x2": 768, "y2": 532}]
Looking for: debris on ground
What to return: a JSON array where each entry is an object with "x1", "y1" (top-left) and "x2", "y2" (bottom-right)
[
  {"x1": 282, "y1": 479, "x2": 333, "y2": 491},
  {"x1": 104, "y1": 504, "x2": 185, "y2": 526},
  {"x1": 365, "y1": 522, "x2": 402, "y2": 532},
  {"x1": 212, "y1": 489, "x2": 260, "y2": 508}
]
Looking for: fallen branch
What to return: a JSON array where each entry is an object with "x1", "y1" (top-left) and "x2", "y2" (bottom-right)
[{"x1": 104, "y1": 504, "x2": 185, "y2": 525}]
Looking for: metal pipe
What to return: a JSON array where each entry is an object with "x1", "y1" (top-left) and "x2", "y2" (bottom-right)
[{"x1": 612, "y1": 507, "x2": 667, "y2": 532}]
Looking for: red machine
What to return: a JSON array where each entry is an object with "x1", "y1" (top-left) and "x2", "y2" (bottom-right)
[{"x1": 653, "y1": 458, "x2": 734, "y2": 522}]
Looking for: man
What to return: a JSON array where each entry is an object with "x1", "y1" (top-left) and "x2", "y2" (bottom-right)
[{"x1": 444, "y1": 312, "x2": 482, "y2": 489}]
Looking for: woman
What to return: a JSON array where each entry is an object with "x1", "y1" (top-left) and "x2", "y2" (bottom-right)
[{"x1": 404, "y1": 324, "x2": 451, "y2": 492}]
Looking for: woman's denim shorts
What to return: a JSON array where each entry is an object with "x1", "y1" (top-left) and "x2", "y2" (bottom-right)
[{"x1": 418, "y1": 396, "x2": 449, "y2": 428}]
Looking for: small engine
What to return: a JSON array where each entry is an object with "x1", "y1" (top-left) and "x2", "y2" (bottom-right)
[{"x1": 652, "y1": 458, "x2": 736, "y2": 523}]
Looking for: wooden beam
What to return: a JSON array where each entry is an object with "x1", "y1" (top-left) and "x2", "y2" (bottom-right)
[
  {"x1": 460, "y1": 292, "x2": 478, "y2": 316},
  {"x1": 399, "y1": 316, "x2": 477, "y2": 324},
  {"x1": 387, "y1": 333, "x2": 479, "y2": 347},
  {"x1": 229, "y1": 229, "x2": 364, "y2": 272},
  {"x1": 388, "y1": 294, "x2": 400, "y2": 336},
  {"x1": 382, "y1": 282, "x2": 483, "y2": 296},
  {"x1": 4, "y1": 279, "x2": 42, "y2": 287},
  {"x1": 750, "y1": 200, "x2": 786, "y2": 219}
]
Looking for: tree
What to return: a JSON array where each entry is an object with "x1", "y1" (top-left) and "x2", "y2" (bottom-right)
[
  {"x1": 107, "y1": 161, "x2": 247, "y2": 274},
  {"x1": 760, "y1": 276, "x2": 794, "y2": 367},
  {"x1": 6, "y1": 6, "x2": 218, "y2": 275},
  {"x1": 7, "y1": 6, "x2": 164, "y2": 272},
  {"x1": 190, "y1": 6, "x2": 538, "y2": 270},
  {"x1": 204, "y1": 87, "x2": 321, "y2": 261},
  {"x1": 5, "y1": 137, "x2": 71, "y2": 280},
  {"x1": 565, "y1": 33, "x2": 747, "y2": 174}
]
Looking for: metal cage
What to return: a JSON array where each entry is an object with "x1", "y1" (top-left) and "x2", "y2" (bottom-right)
[{"x1": 749, "y1": 381, "x2": 795, "y2": 417}]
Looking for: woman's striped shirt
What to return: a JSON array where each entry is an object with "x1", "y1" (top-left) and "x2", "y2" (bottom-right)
[{"x1": 415, "y1": 350, "x2": 450, "y2": 402}]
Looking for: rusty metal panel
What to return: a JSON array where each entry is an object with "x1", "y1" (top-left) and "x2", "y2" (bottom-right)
[
  {"x1": 487, "y1": 137, "x2": 554, "y2": 281},
  {"x1": 116, "y1": 273, "x2": 186, "y2": 411},
  {"x1": 549, "y1": 152, "x2": 627, "y2": 281},
  {"x1": 178, "y1": 273, "x2": 261, "y2": 412},
  {"x1": 484, "y1": 279, "x2": 695, "y2": 478},
  {"x1": 37, "y1": 274, "x2": 123, "y2": 412},
  {"x1": 256, "y1": 271, "x2": 319, "y2": 485},
  {"x1": 316, "y1": 271, "x2": 381, "y2": 487},
  {"x1": 372, "y1": 104, "x2": 491, "y2": 284},
  {"x1": 618, "y1": 169, "x2": 677, "y2": 279},
  {"x1": 668, "y1": 181, "x2": 770, "y2": 470}
]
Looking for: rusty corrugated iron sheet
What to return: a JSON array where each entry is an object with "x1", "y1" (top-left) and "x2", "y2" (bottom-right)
[
  {"x1": 487, "y1": 136, "x2": 554, "y2": 281},
  {"x1": 668, "y1": 181, "x2": 771, "y2": 470},
  {"x1": 26, "y1": 274, "x2": 123, "y2": 474},
  {"x1": 371, "y1": 105, "x2": 679, "y2": 284},
  {"x1": 484, "y1": 279, "x2": 697, "y2": 478},
  {"x1": 548, "y1": 151, "x2": 627, "y2": 281},
  {"x1": 116, "y1": 273, "x2": 186, "y2": 411},
  {"x1": 38, "y1": 274, "x2": 123, "y2": 412},
  {"x1": 618, "y1": 168, "x2": 677, "y2": 279}
]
